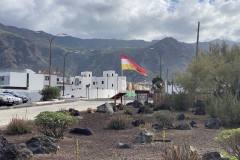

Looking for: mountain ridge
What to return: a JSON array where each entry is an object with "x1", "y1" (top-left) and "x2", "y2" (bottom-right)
[{"x1": 0, "y1": 23, "x2": 239, "y2": 81}]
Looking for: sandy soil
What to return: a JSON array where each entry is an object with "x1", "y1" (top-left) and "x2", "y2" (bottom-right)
[{"x1": 0, "y1": 105, "x2": 224, "y2": 160}]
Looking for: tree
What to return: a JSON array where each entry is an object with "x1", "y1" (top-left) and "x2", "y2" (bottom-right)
[
  {"x1": 152, "y1": 75, "x2": 164, "y2": 93},
  {"x1": 175, "y1": 42, "x2": 240, "y2": 99}
]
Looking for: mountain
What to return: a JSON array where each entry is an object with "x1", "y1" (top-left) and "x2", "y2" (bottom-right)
[{"x1": 0, "y1": 23, "x2": 238, "y2": 82}]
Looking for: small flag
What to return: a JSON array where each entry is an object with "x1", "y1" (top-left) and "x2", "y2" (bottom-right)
[{"x1": 121, "y1": 54, "x2": 147, "y2": 76}]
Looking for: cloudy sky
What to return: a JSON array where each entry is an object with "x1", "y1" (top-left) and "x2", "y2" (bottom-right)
[{"x1": 0, "y1": 0, "x2": 239, "y2": 43}]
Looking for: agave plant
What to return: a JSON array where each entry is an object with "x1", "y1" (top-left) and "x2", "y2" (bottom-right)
[{"x1": 160, "y1": 143, "x2": 202, "y2": 160}]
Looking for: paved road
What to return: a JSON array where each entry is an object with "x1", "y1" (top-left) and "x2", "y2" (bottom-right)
[{"x1": 0, "y1": 99, "x2": 118, "y2": 128}]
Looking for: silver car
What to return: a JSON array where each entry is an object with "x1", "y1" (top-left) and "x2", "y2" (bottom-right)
[
  {"x1": 0, "y1": 92, "x2": 14, "y2": 106},
  {"x1": 4, "y1": 93, "x2": 23, "y2": 105}
]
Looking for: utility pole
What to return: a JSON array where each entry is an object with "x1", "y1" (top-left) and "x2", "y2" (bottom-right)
[
  {"x1": 159, "y1": 53, "x2": 162, "y2": 78},
  {"x1": 172, "y1": 73, "x2": 173, "y2": 94},
  {"x1": 167, "y1": 69, "x2": 168, "y2": 94},
  {"x1": 196, "y1": 21, "x2": 200, "y2": 59}
]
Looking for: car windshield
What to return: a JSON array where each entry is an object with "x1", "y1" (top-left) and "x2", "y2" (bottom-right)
[
  {"x1": 11, "y1": 92, "x2": 20, "y2": 96},
  {"x1": 5, "y1": 93, "x2": 14, "y2": 97}
]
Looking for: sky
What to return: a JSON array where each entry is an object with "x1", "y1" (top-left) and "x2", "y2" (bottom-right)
[{"x1": 0, "y1": 0, "x2": 240, "y2": 43}]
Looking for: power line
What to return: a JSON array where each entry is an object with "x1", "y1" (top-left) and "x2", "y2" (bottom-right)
[{"x1": 104, "y1": 0, "x2": 150, "y2": 17}]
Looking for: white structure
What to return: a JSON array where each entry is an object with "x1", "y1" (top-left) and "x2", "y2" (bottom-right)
[
  {"x1": 69, "y1": 70, "x2": 126, "y2": 98},
  {"x1": 0, "y1": 69, "x2": 126, "y2": 100}
]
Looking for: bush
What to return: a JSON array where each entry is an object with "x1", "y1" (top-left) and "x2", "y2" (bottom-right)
[
  {"x1": 207, "y1": 95, "x2": 240, "y2": 126},
  {"x1": 6, "y1": 117, "x2": 32, "y2": 135},
  {"x1": 221, "y1": 152, "x2": 238, "y2": 160},
  {"x1": 39, "y1": 86, "x2": 61, "y2": 101},
  {"x1": 108, "y1": 116, "x2": 127, "y2": 130},
  {"x1": 124, "y1": 109, "x2": 133, "y2": 115},
  {"x1": 138, "y1": 105, "x2": 153, "y2": 114},
  {"x1": 151, "y1": 110, "x2": 175, "y2": 128},
  {"x1": 172, "y1": 92, "x2": 191, "y2": 111},
  {"x1": 164, "y1": 94, "x2": 174, "y2": 107},
  {"x1": 161, "y1": 143, "x2": 202, "y2": 160},
  {"x1": 35, "y1": 111, "x2": 78, "y2": 139},
  {"x1": 214, "y1": 128, "x2": 240, "y2": 159}
]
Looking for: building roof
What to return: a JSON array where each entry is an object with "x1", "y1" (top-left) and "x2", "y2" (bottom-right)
[
  {"x1": 110, "y1": 92, "x2": 126, "y2": 100},
  {"x1": 36, "y1": 70, "x2": 64, "y2": 77},
  {"x1": 135, "y1": 90, "x2": 150, "y2": 94},
  {"x1": 57, "y1": 82, "x2": 71, "y2": 85}
]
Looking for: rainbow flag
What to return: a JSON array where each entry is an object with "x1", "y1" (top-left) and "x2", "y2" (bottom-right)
[{"x1": 121, "y1": 54, "x2": 147, "y2": 76}]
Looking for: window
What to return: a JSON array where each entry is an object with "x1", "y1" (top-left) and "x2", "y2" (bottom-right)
[
  {"x1": 72, "y1": 82, "x2": 73, "y2": 84},
  {"x1": 93, "y1": 82, "x2": 95, "y2": 85},
  {"x1": 89, "y1": 74, "x2": 90, "y2": 77},
  {"x1": 112, "y1": 74, "x2": 114, "y2": 76},
  {"x1": 80, "y1": 81, "x2": 81, "y2": 84},
  {"x1": 102, "y1": 81, "x2": 104, "y2": 84},
  {"x1": 45, "y1": 76, "x2": 49, "y2": 80},
  {"x1": 44, "y1": 85, "x2": 49, "y2": 88},
  {"x1": 57, "y1": 78, "x2": 59, "y2": 82},
  {"x1": 107, "y1": 74, "x2": 108, "y2": 77},
  {"x1": 75, "y1": 78, "x2": 79, "y2": 86},
  {"x1": 112, "y1": 84, "x2": 113, "y2": 87},
  {"x1": 0, "y1": 76, "x2": 4, "y2": 81}
]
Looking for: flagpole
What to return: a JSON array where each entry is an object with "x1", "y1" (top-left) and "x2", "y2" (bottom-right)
[{"x1": 121, "y1": 53, "x2": 123, "y2": 77}]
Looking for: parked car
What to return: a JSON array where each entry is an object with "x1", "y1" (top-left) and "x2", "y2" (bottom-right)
[
  {"x1": 4, "y1": 93, "x2": 23, "y2": 105},
  {"x1": 3, "y1": 91, "x2": 29, "y2": 103},
  {"x1": 0, "y1": 92, "x2": 14, "y2": 106}
]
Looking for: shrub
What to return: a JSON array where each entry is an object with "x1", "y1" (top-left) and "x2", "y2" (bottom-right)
[
  {"x1": 39, "y1": 86, "x2": 61, "y2": 101},
  {"x1": 161, "y1": 143, "x2": 202, "y2": 160},
  {"x1": 221, "y1": 152, "x2": 238, "y2": 160},
  {"x1": 138, "y1": 105, "x2": 153, "y2": 114},
  {"x1": 124, "y1": 109, "x2": 133, "y2": 115},
  {"x1": 108, "y1": 116, "x2": 127, "y2": 130},
  {"x1": 172, "y1": 92, "x2": 191, "y2": 111},
  {"x1": 151, "y1": 110, "x2": 175, "y2": 128},
  {"x1": 153, "y1": 103, "x2": 171, "y2": 111},
  {"x1": 164, "y1": 94, "x2": 174, "y2": 107},
  {"x1": 214, "y1": 128, "x2": 240, "y2": 159},
  {"x1": 35, "y1": 111, "x2": 78, "y2": 139},
  {"x1": 6, "y1": 117, "x2": 32, "y2": 135},
  {"x1": 207, "y1": 95, "x2": 240, "y2": 126}
]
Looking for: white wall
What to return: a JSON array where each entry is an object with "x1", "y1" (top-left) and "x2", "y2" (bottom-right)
[
  {"x1": 9, "y1": 72, "x2": 27, "y2": 87},
  {"x1": 29, "y1": 73, "x2": 44, "y2": 90}
]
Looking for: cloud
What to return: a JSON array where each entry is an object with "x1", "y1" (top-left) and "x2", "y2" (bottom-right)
[{"x1": 0, "y1": 0, "x2": 239, "y2": 42}]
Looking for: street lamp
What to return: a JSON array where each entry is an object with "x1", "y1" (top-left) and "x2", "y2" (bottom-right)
[
  {"x1": 150, "y1": 48, "x2": 162, "y2": 78},
  {"x1": 36, "y1": 31, "x2": 67, "y2": 87},
  {"x1": 62, "y1": 51, "x2": 73, "y2": 96}
]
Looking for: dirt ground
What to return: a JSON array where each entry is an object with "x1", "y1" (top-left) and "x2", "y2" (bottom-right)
[{"x1": 0, "y1": 106, "x2": 224, "y2": 160}]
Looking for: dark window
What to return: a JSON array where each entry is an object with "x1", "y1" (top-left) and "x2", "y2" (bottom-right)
[
  {"x1": 112, "y1": 74, "x2": 113, "y2": 76},
  {"x1": 75, "y1": 78, "x2": 79, "y2": 86},
  {"x1": 80, "y1": 81, "x2": 81, "y2": 84},
  {"x1": 45, "y1": 76, "x2": 49, "y2": 80},
  {"x1": 0, "y1": 76, "x2": 4, "y2": 81},
  {"x1": 107, "y1": 74, "x2": 108, "y2": 77},
  {"x1": 102, "y1": 81, "x2": 104, "y2": 84},
  {"x1": 57, "y1": 78, "x2": 59, "y2": 82},
  {"x1": 93, "y1": 82, "x2": 95, "y2": 85},
  {"x1": 112, "y1": 84, "x2": 113, "y2": 87},
  {"x1": 89, "y1": 74, "x2": 90, "y2": 77}
]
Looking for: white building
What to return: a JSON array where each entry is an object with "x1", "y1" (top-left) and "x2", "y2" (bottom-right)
[
  {"x1": 69, "y1": 70, "x2": 126, "y2": 98},
  {"x1": 0, "y1": 69, "x2": 126, "y2": 100}
]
